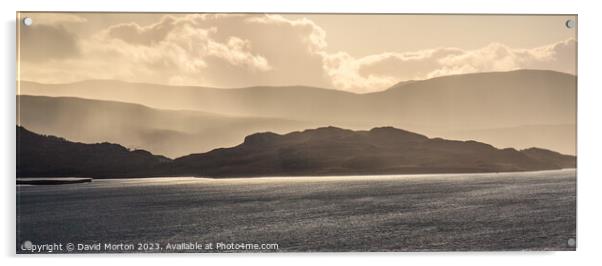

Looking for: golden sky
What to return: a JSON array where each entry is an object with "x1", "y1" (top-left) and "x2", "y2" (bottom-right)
[{"x1": 17, "y1": 13, "x2": 576, "y2": 93}]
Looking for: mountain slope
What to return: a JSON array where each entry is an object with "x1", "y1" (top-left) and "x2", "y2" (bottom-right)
[
  {"x1": 19, "y1": 80, "x2": 359, "y2": 118},
  {"x1": 365, "y1": 69, "x2": 576, "y2": 131},
  {"x1": 17, "y1": 126, "x2": 170, "y2": 178},
  {"x1": 19, "y1": 70, "x2": 576, "y2": 128},
  {"x1": 17, "y1": 95, "x2": 317, "y2": 158},
  {"x1": 19, "y1": 69, "x2": 577, "y2": 155},
  {"x1": 169, "y1": 126, "x2": 576, "y2": 178}
]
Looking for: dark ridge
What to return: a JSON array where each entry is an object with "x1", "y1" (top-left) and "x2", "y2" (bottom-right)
[
  {"x1": 168, "y1": 126, "x2": 576, "y2": 178},
  {"x1": 16, "y1": 126, "x2": 171, "y2": 178},
  {"x1": 17, "y1": 126, "x2": 576, "y2": 179},
  {"x1": 521, "y1": 147, "x2": 577, "y2": 169},
  {"x1": 243, "y1": 132, "x2": 282, "y2": 145}
]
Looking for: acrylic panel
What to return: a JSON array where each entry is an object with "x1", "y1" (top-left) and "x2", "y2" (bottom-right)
[{"x1": 16, "y1": 12, "x2": 577, "y2": 253}]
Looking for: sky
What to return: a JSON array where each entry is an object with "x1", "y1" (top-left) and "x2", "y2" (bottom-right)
[{"x1": 17, "y1": 13, "x2": 576, "y2": 93}]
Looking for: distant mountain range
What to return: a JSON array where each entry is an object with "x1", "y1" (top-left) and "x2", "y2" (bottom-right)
[
  {"x1": 18, "y1": 69, "x2": 577, "y2": 156},
  {"x1": 17, "y1": 126, "x2": 576, "y2": 178}
]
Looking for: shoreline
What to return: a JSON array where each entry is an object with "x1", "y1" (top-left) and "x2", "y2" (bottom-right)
[
  {"x1": 17, "y1": 178, "x2": 92, "y2": 185},
  {"x1": 16, "y1": 168, "x2": 577, "y2": 184}
]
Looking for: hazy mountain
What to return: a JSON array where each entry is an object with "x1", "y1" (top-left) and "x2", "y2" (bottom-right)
[
  {"x1": 17, "y1": 126, "x2": 575, "y2": 178},
  {"x1": 19, "y1": 69, "x2": 577, "y2": 154},
  {"x1": 17, "y1": 95, "x2": 318, "y2": 158},
  {"x1": 169, "y1": 126, "x2": 576, "y2": 178},
  {"x1": 17, "y1": 126, "x2": 170, "y2": 178},
  {"x1": 19, "y1": 79, "x2": 358, "y2": 118},
  {"x1": 364, "y1": 69, "x2": 575, "y2": 132}
]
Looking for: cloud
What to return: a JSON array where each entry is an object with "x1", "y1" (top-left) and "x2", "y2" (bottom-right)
[
  {"x1": 19, "y1": 14, "x2": 576, "y2": 93},
  {"x1": 76, "y1": 14, "x2": 328, "y2": 88},
  {"x1": 106, "y1": 16, "x2": 177, "y2": 46},
  {"x1": 518, "y1": 38, "x2": 576, "y2": 74},
  {"x1": 325, "y1": 38, "x2": 576, "y2": 92},
  {"x1": 19, "y1": 24, "x2": 80, "y2": 62},
  {"x1": 18, "y1": 14, "x2": 87, "y2": 62}
]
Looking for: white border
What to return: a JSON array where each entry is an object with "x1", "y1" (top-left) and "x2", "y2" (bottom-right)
[{"x1": 2, "y1": 0, "x2": 602, "y2": 265}]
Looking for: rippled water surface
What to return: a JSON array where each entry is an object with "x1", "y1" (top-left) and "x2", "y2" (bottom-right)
[{"x1": 17, "y1": 169, "x2": 576, "y2": 252}]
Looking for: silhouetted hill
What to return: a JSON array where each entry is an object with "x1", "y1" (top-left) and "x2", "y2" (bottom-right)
[
  {"x1": 17, "y1": 126, "x2": 170, "y2": 178},
  {"x1": 17, "y1": 126, "x2": 576, "y2": 178},
  {"x1": 169, "y1": 126, "x2": 576, "y2": 178},
  {"x1": 520, "y1": 148, "x2": 576, "y2": 169}
]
